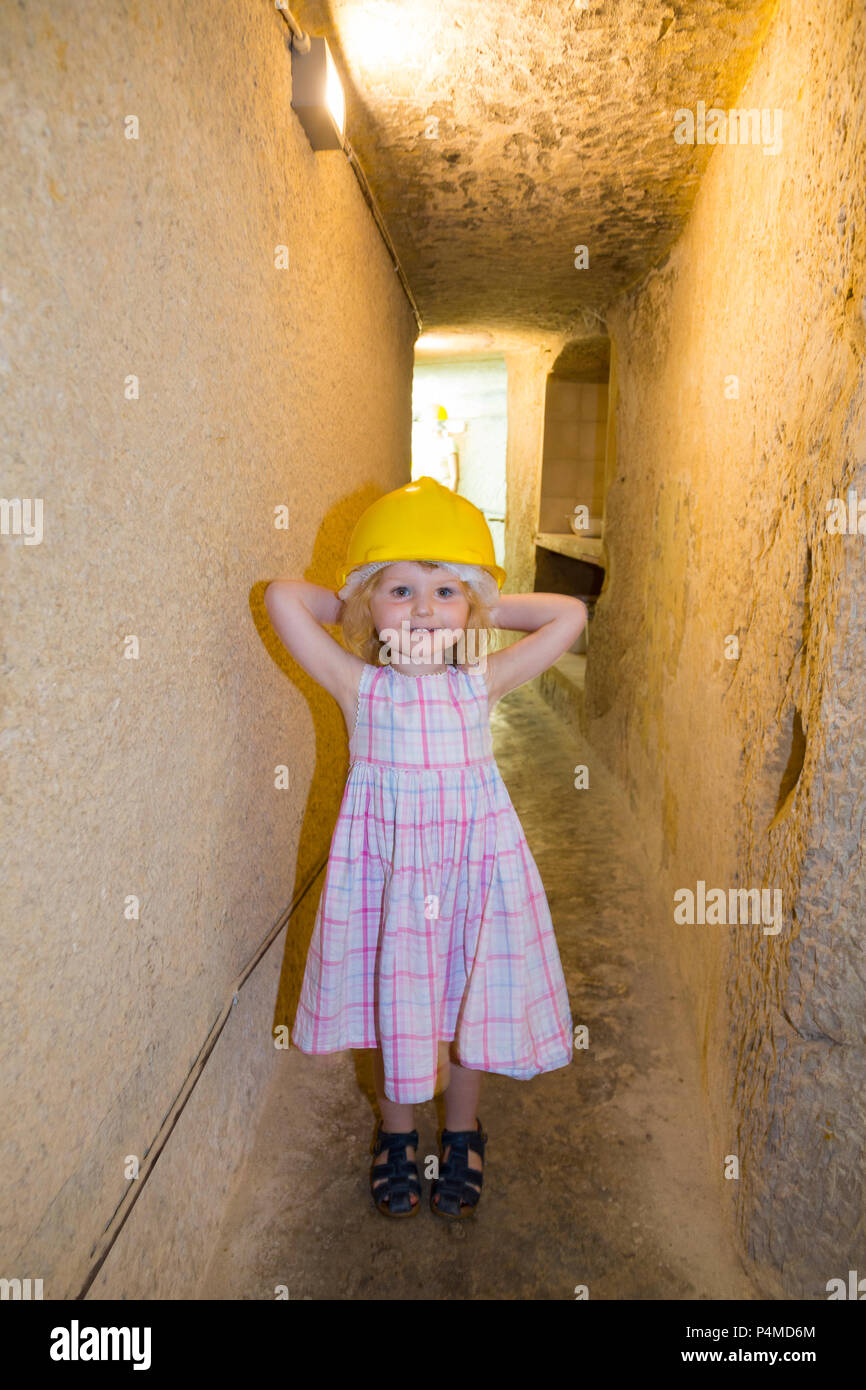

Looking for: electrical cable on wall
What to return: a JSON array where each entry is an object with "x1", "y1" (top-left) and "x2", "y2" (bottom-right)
[
  {"x1": 273, "y1": 1, "x2": 423, "y2": 330},
  {"x1": 274, "y1": 1, "x2": 310, "y2": 52},
  {"x1": 74, "y1": 854, "x2": 330, "y2": 1299}
]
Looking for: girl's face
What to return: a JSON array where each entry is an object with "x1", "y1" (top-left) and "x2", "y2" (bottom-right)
[{"x1": 369, "y1": 562, "x2": 471, "y2": 667}]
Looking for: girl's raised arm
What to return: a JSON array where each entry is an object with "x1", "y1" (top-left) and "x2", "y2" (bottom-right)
[
  {"x1": 264, "y1": 579, "x2": 365, "y2": 708},
  {"x1": 483, "y1": 591, "x2": 587, "y2": 704}
]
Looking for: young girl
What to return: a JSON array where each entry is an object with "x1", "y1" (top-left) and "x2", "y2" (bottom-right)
[{"x1": 264, "y1": 477, "x2": 585, "y2": 1220}]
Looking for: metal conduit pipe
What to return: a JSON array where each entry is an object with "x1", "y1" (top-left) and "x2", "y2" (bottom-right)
[{"x1": 275, "y1": 0, "x2": 311, "y2": 52}]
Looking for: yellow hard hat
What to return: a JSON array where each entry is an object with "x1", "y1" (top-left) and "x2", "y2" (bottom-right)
[{"x1": 337, "y1": 476, "x2": 506, "y2": 589}]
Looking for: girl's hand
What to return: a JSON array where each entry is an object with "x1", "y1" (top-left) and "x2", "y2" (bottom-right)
[
  {"x1": 482, "y1": 592, "x2": 587, "y2": 706},
  {"x1": 488, "y1": 592, "x2": 582, "y2": 633},
  {"x1": 265, "y1": 580, "x2": 344, "y2": 627},
  {"x1": 264, "y1": 580, "x2": 360, "y2": 708}
]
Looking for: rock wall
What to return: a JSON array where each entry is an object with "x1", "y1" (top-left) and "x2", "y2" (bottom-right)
[
  {"x1": 586, "y1": 0, "x2": 865, "y2": 1296},
  {"x1": 1, "y1": 0, "x2": 416, "y2": 1296},
  {"x1": 504, "y1": 347, "x2": 552, "y2": 594}
]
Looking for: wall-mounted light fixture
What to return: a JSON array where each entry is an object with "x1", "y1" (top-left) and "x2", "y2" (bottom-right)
[
  {"x1": 273, "y1": 2, "x2": 421, "y2": 329},
  {"x1": 276, "y1": 3, "x2": 345, "y2": 151},
  {"x1": 291, "y1": 36, "x2": 346, "y2": 150}
]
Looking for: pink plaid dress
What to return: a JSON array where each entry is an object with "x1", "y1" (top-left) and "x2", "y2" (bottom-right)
[{"x1": 291, "y1": 661, "x2": 573, "y2": 1103}]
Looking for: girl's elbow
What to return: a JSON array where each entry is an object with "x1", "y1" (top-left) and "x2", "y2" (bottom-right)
[
  {"x1": 566, "y1": 600, "x2": 588, "y2": 639},
  {"x1": 264, "y1": 579, "x2": 300, "y2": 621},
  {"x1": 265, "y1": 577, "x2": 298, "y2": 602}
]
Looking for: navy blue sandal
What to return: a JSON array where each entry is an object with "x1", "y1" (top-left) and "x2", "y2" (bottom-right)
[
  {"x1": 431, "y1": 1117, "x2": 487, "y2": 1219},
  {"x1": 370, "y1": 1122, "x2": 421, "y2": 1218}
]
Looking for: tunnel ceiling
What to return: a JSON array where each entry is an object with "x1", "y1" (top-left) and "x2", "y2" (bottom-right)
[{"x1": 294, "y1": 0, "x2": 779, "y2": 350}]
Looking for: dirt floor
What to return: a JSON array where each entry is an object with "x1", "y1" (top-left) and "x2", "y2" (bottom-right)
[{"x1": 200, "y1": 679, "x2": 759, "y2": 1300}]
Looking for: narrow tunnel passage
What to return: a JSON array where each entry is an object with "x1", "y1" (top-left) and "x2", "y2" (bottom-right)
[
  {"x1": 201, "y1": 683, "x2": 755, "y2": 1300},
  {"x1": 3, "y1": 0, "x2": 864, "y2": 1349}
]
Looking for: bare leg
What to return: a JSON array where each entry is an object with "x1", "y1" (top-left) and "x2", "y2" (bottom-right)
[
  {"x1": 443, "y1": 1056, "x2": 482, "y2": 1131},
  {"x1": 434, "y1": 1056, "x2": 483, "y2": 1212},
  {"x1": 372, "y1": 1046, "x2": 418, "y2": 1208}
]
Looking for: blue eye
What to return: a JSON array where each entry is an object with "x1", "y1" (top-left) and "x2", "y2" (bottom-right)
[{"x1": 387, "y1": 584, "x2": 457, "y2": 598}]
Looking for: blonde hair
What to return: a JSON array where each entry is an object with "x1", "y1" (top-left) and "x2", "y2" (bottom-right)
[{"x1": 340, "y1": 561, "x2": 496, "y2": 667}]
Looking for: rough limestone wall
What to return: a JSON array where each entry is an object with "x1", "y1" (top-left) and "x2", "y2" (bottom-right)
[
  {"x1": 1, "y1": 0, "x2": 415, "y2": 1297},
  {"x1": 586, "y1": 0, "x2": 865, "y2": 1296},
  {"x1": 504, "y1": 347, "x2": 552, "y2": 595}
]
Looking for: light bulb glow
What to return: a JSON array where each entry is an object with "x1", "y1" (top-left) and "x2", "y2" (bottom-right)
[
  {"x1": 415, "y1": 332, "x2": 495, "y2": 355},
  {"x1": 325, "y1": 44, "x2": 346, "y2": 136}
]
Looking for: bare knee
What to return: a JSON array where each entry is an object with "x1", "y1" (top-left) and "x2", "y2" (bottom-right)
[{"x1": 434, "y1": 1040, "x2": 451, "y2": 1096}]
